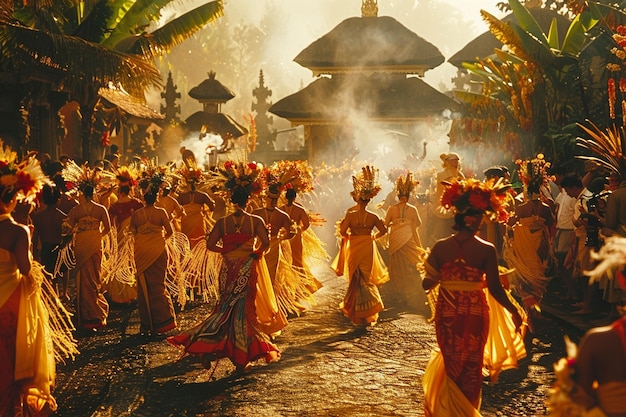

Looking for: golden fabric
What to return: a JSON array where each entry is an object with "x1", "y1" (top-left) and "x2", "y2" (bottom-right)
[
  {"x1": 504, "y1": 217, "x2": 550, "y2": 311},
  {"x1": 423, "y1": 349, "x2": 483, "y2": 417},
  {"x1": 74, "y1": 225, "x2": 108, "y2": 327},
  {"x1": 0, "y1": 248, "x2": 56, "y2": 414},
  {"x1": 180, "y1": 203, "x2": 206, "y2": 248},
  {"x1": 333, "y1": 234, "x2": 388, "y2": 325}
]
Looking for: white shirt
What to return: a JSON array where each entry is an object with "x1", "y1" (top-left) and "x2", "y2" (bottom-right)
[{"x1": 555, "y1": 190, "x2": 576, "y2": 230}]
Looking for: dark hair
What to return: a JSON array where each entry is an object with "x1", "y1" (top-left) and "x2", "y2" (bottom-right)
[
  {"x1": 560, "y1": 175, "x2": 582, "y2": 189},
  {"x1": 83, "y1": 185, "x2": 95, "y2": 198},
  {"x1": 42, "y1": 184, "x2": 60, "y2": 206},
  {"x1": 286, "y1": 188, "x2": 297, "y2": 200},
  {"x1": 587, "y1": 177, "x2": 608, "y2": 194},
  {"x1": 52, "y1": 174, "x2": 67, "y2": 192},
  {"x1": 0, "y1": 187, "x2": 18, "y2": 204},
  {"x1": 118, "y1": 185, "x2": 130, "y2": 195},
  {"x1": 453, "y1": 208, "x2": 484, "y2": 231},
  {"x1": 231, "y1": 187, "x2": 250, "y2": 207},
  {"x1": 483, "y1": 166, "x2": 505, "y2": 180},
  {"x1": 144, "y1": 191, "x2": 157, "y2": 205}
]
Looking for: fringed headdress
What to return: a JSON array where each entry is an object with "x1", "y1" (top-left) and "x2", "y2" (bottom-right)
[
  {"x1": 351, "y1": 165, "x2": 381, "y2": 201},
  {"x1": 440, "y1": 177, "x2": 511, "y2": 223},
  {"x1": 395, "y1": 172, "x2": 417, "y2": 197},
  {"x1": 271, "y1": 160, "x2": 314, "y2": 194},
  {"x1": 61, "y1": 160, "x2": 115, "y2": 196},
  {"x1": 262, "y1": 163, "x2": 300, "y2": 199},
  {"x1": 0, "y1": 140, "x2": 51, "y2": 202},
  {"x1": 177, "y1": 158, "x2": 204, "y2": 190},
  {"x1": 218, "y1": 160, "x2": 262, "y2": 195},
  {"x1": 115, "y1": 165, "x2": 140, "y2": 188},
  {"x1": 515, "y1": 153, "x2": 550, "y2": 196}
]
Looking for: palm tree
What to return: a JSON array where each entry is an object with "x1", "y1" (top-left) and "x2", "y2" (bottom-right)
[{"x1": 0, "y1": 0, "x2": 223, "y2": 160}]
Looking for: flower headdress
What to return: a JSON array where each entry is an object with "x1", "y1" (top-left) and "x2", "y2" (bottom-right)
[
  {"x1": 178, "y1": 159, "x2": 204, "y2": 186},
  {"x1": 440, "y1": 178, "x2": 511, "y2": 223},
  {"x1": 0, "y1": 141, "x2": 51, "y2": 202},
  {"x1": 262, "y1": 162, "x2": 301, "y2": 199},
  {"x1": 351, "y1": 165, "x2": 381, "y2": 201},
  {"x1": 395, "y1": 172, "x2": 418, "y2": 197},
  {"x1": 271, "y1": 160, "x2": 314, "y2": 194},
  {"x1": 61, "y1": 159, "x2": 115, "y2": 196},
  {"x1": 218, "y1": 160, "x2": 262, "y2": 195},
  {"x1": 140, "y1": 172, "x2": 165, "y2": 196},
  {"x1": 515, "y1": 153, "x2": 550, "y2": 196},
  {"x1": 115, "y1": 165, "x2": 140, "y2": 188}
]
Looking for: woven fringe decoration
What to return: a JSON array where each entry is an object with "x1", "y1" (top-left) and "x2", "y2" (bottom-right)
[
  {"x1": 31, "y1": 262, "x2": 79, "y2": 363},
  {"x1": 182, "y1": 240, "x2": 221, "y2": 303},
  {"x1": 165, "y1": 231, "x2": 192, "y2": 309}
]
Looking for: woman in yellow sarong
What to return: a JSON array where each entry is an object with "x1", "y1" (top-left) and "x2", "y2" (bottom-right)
[
  {"x1": 503, "y1": 183, "x2": 554, "y2": 327},
  {"x1": 66, "y1": 182, "x2": 111, "y2": 331},
  {"x1": 0, "y1": 146, "x2": 77, "y2": 417},
  {"x1": 130, "y1": 188, "x2": 176, "y2": 336},
  {"x1": 422, "y1": 179, "x2": 525, "y2": 417},
  {"x1": 384, "y1": 172, "x2": 428, "y2": 313},
  {"x1": 331, "y1": 165, "x2": 389, "y2": 327},
  {"x1": 169, "y1": 161, "x2": 285, "y2": 373}
]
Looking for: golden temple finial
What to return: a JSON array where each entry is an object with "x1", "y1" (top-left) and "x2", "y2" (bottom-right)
[{"x1": 361, "y1": 0, "x2": 378, "y2": 17}]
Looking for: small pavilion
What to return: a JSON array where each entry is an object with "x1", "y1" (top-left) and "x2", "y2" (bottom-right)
[{"x1": 269, "y1": 0, "x2": 459, "y2": 165}]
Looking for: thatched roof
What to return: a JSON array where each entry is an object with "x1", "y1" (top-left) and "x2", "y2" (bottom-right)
[
  {"x1": 98, "y1": 87, "x2": 164, "y2": 121},
  {"x1": 448, "y1": 8, "x2": 572, "y2": 68},
  {"x1": 294, "y1": 16, "x2": 444, "y2": 76},
  {"x1": 184, "y1": 111, "x2": 248, "y2": 138},
  {"x1": 269, "y1": 74, "x2": 459, "y2": 124},
  {"x1": 188, "y1": 71, "x2": 235, "y2": 102}
]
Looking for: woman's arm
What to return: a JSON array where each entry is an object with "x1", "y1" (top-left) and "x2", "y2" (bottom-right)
[
  {"x1": 422, "y1": 243, "x2": 440, "y2": 291},
  {"x1": 206, "y1": 220, "x2": 223, "y2": 253}
]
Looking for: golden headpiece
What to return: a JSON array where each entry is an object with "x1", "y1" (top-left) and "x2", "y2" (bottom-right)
[
  {"x1": 61, "y1": 159, "x2": 115, "y2": 196},
  {"x1": 271, "y1": 160, "x2": 314, "y2": 194},
  {"x1": 218, "y1": 160, "x2": 262, "y2": 195},
  {"x1": 440, "y1": 178, "x2": 511, "y2": 223},
  {"x1": 0, "y1": 141, "x2": 51, "y2": 202},
  {"x1": 395, "y1": 172, "x2": 417, "y2": 197},
  {"x1": 351, "y1": 165, "x2": 381, "y2": 201},
  {"x1": 515, "y1": 153, "x2": 550, "y2": 195},
  {"x1": 115, "y1": 165, "x2": 140, "y2": 187}
]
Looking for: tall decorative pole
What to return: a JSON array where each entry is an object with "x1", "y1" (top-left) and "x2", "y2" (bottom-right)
[
  {"x1": 251, "y1": 69, "x2": 277, "y2": 163},
  {"x1": 160, "y1": 71, "x2": 181, "y2": 125}
]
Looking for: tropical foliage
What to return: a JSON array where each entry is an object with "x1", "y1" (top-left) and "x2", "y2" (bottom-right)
[
  {"x1": 0, "y1": 0, "x2": 223, "y2": 159},
  {"x1": 453, "y1": 0, "x2": 608, "y2": 170}
]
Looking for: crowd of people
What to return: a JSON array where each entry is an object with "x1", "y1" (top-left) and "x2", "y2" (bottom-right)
[{"x1": 1, "y1": 140, "x2": 626, "y2": 417}]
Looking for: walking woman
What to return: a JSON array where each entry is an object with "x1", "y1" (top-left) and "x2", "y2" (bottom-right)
[
  {"x1": 65, "y1": 167, "x2": 112, "y2": 331},
  {"x1": 331, "y1": 165, "x2": 389, "y2": 328},
  {"x1": 130, "y1": 181, "x2": 177, "y2": 336},
  {"x1": 169, "y1": 161, "x2": 286, "y2": 373},
  {"x1": 0, "y1": 144, "x2": 77, "y2": 416},
  {"x1": 422, "y1": 178, "x2": 524, "y2": 416},
  {"x1": 383, "y1": 172, "x2": 428, "y2": 313}
]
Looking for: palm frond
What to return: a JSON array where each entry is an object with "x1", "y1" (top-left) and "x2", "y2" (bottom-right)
[
  {"x1": 576, "y1": 120, "x2": 626, "y2": 176},
  {"x1": 113, "y1": 0, "x2": 223, "y2": 59},
  {"x1": 0, "y1": 21, "x2": 162, "y2": 92},
  {"x1": 102, "y1": 0, "x2": 180, "y2": 49}
]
